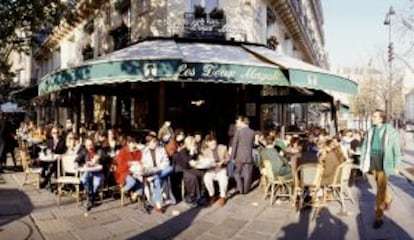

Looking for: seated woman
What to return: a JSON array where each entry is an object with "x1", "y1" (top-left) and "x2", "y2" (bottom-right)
[
  {"x1": 114, "y1": 136, "x2": 143, "y2": 202},
  {"x1": 172, "y1": 136, "x2": 203, "y2": 206},
  {"x1": 259, "y1": 135, "x2": 292, "y2": 180},
  {"x1": 142, "y1": 137, "x2": 174, "y2": 213},
  {"x1": 318, "y1": 138, "x2": 346, "y2": 186}
]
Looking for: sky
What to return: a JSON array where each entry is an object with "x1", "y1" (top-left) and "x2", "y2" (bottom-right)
[{"x1": 322, "y1": 0, "x2": 412, "y2": 69}]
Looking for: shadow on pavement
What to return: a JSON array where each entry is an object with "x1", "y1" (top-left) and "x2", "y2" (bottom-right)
[
  {"x1": 277, "y1": 207, "x2": 348, "y2": 239},
  {"x1": 355, "y1": 175, "x2": 413, "y2": 239},
  {"x1": 127, "y1": 205, "x2": 203, "y2": 240},
  {"x1": 0, "y1": 188, "x2": 34, "y2": 227},
  {"x1": 388, "y1": 175, "x2": 414, "y2": 199}
]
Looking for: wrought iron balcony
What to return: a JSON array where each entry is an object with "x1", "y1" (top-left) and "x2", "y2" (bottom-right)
[{"x1": 183, "y1": 12, "x2": 226, "y2": 40}]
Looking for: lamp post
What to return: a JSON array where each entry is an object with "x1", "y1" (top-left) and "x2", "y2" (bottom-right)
[{"x1": 384, "y1": 6, "x2": 395, "y2": 118}]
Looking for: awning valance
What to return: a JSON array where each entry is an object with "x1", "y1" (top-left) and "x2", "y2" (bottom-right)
[
  {"x1": 38, "y1": 39, "x2": 357, "y2": 97},
  {"x1": 38, "y1": 40, "x2": 289, "y2": 96},
  {"x1": 242, "y1": 45, "x2": 358, "y2": 95}
]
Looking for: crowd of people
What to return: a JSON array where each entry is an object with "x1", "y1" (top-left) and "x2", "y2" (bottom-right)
[{"x1": 0, "y1": 112, "x2": 392, "y2": 220}]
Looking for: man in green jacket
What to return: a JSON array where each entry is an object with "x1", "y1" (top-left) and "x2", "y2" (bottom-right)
[{"x1": 360, "y1": 109, "x2": 401, "y2": 229}]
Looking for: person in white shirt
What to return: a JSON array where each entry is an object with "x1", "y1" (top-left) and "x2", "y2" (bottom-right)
[
  {"x1": 201, "y1": 135, "x2": 229, "y2": 206},
  {"x1": 141, "y1": 137, "x2": 174, "y2": 213}
]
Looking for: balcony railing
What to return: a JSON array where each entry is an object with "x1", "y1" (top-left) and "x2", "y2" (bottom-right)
[
  {"x1": 183, "y1": 12, "x2": 226, "y2": 40},
  {"x1": 289, "y1": 0, "x2": 319, "y2": 65}
]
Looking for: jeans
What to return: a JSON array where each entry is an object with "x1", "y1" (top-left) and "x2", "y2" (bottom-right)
[
  {"x1": 81, "y1": 171, "x2": 104, "y2": 195},
  {"x1": 124, "y1": 175, "x2": 143, "y2": 195},
  {"x1": 151, "y1": 165, "x2": 173, "y2": 204}
]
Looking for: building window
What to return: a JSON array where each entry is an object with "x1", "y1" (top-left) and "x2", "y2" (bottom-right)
[
  {"x1": 110, "y1": 22, "x2": 130, "y2": 50},
  {"x1": 82, "y1": 44, "x2": 94, "y2": 60},
  {"x1": 137, "y1": 0, "x2": 150, "y2": 14},
  {"x1": 190, "y1": 0, "x2": 218, "y2": 13}
]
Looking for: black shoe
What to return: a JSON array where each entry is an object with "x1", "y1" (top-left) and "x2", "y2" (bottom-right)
[
  {"x1": 84, "y1": 200, "x2": 93, "y2": 211},
  {"x1": 373, "y1": 219, "x2": 383, "y2": 229},
  {"x1": 40, "y1": 180, "x2": 48, "y2": 189}
]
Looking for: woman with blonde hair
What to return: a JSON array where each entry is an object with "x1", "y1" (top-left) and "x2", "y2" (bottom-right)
[{"x1": 318, "y1": 138, "x2": 346, "y2": 186}]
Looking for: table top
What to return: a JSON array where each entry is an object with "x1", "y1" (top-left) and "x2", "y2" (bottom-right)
[
  {"x1": 190, "y1": 160, "x2": 216, "y2": 170},
  {"x1": 39, "y1": 154, "x2": 59, "y2": 162},
  {"x1": 78, "y1": 164, "x2": 103, "y2": 172}
]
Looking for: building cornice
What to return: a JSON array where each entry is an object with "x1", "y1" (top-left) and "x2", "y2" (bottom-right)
[
  {"x1": 34, "y1": 0, "x2": 106, "y2": 59},
  {"x1": 268, "y1": 0, "x2": 319, "y2": 66}
]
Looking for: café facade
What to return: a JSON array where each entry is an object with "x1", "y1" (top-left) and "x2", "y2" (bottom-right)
[{"x1": 37, "y1": 37, "x2": 357, "y2": 141}]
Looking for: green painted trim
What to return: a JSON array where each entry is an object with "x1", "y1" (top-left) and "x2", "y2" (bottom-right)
[
  {"x1": 289, "y1": 69, "x2": 358, "y2": 95},
  {"x1": 38, "y1": 60, "x2": 289, "y2": 95},
  {"x1": 178, "y1": 63, "x2": 289, "y2": 85},
  {"x1": 38, "y1": 59, "x2": 182, "y2": 95}
]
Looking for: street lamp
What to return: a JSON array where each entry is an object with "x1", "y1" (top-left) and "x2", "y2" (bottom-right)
[{"x1": 384, "y1": 6, "x2": 395, "y2": 117}]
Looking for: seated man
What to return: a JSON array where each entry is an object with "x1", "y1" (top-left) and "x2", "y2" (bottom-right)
[
  {"x1": 259, "y1": 135, "x2": 292, "y2": 180},
  {"x1": 142, "y1": 137, "x2": 174, "y2": 213},
  {"x1": 75, "y1": 137, "x2": 104, "y2": 211},
  {"x1": 115, "y1": 136, "x2": 143, "y2": 202},
  {"x1": 201, "y1": 135, "x2": 229, "y2": 206}
]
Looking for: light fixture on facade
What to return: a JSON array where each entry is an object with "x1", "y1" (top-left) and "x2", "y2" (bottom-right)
[{"x1": 191, "y1": 100, "x2": 205, "y2": 106}]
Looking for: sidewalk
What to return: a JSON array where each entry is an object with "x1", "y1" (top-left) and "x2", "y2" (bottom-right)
[{"x1": 1, "y1": 139, "x2": 414, "y2": 239}]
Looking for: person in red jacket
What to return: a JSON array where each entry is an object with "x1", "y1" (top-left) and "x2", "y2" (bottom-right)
[{"x1": 114, "y1": 136, "x2": 142, "y2": 201}]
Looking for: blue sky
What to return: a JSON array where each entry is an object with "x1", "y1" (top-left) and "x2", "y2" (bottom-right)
[{"x1": 322, "y1": 0, "x2": 410, "y2": 68}]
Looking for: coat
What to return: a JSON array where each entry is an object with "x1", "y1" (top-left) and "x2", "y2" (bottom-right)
[
  {"x1": 141, "y1": 146, "x2": 170, "y2": 173},
  {"x1": 46, "y1": 137, "x2": 67, "y2": 154},
  {"x1": 230, "y1": 126, "x2": 255, "y2": 163},
  {"x1": 360, "y1": 123, "x2": 401, "y2": 176},
  {"x1": 114, "y1": 147, "x2": 142, "y2": 185}
]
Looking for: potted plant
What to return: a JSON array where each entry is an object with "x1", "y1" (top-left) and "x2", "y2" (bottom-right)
[
  {"x1": 194, "y1": 5, "x2": 206, "y2": 19},
  {"x1": 209, "y1": 7, "x2": 224, "y2": 20}
]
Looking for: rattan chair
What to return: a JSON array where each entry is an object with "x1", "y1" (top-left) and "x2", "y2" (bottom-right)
[{"x1": 262, "y1": 160, "x2": 293, "y2": 206}]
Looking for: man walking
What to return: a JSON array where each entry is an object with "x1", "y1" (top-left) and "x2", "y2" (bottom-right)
[
  {"x1": 230, "y1": 116, "x2": 255, "y2": 194},
  {"x1": 360, "y1": 109, "x2": 401, "y2": 229}
]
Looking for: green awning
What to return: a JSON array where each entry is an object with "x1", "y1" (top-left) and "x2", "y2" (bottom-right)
[
  {"x1": 39, "y1": 59, "x2": 182, "y2": 96},
  {"x1": 242, "y1": 45, "x2": 358, "y2": 95},
  {"x1": 38, "y1": 40, "x2": 289, "y2": 96}
]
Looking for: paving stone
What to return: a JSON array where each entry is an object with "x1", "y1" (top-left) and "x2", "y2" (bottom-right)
[
  {"x1": 174, "y1": 221, "x2": 214, "y2": 240},
  {"x1": 257, "y1": 206, "x2": 292, "y2": 220},
  {"x1": 102, "y1": 218, "x2": 141, "y2": 236},
  {"x1": 31, "y1": 210, "x2": 55, "y2": 221},
  {"x1": 127, "y1": 211, "x2": 166, "y2": 227},
  {"x1": 36, "y1": 219, "x2": 73, "y2": 234},
  {"x1": 44, "y1": 231, "x2": 78, "y2": 240},
  {"x1": 201, "y1": 208, "x2": 232, "y2": 224},
  {"x1": 72, "y1": 225, "x2": 113, "y2": 240},
  {"x1": 0, "y1": 203, "x2": 22, "y2": 216},
  {"x1": 194, "y1": 232, "x2": 225, "y2": 240},
  {"x1": 52, "y1": 206, "x2": 84, "y2": 218},
  {"x1": 244, "y1": 220, "x2": 281, "y2": 235},
  {"x1": 206, "y1": 217, "x2": 247, "y2": 238},
  {"x1": 66, "y1": 211, "x2": 121, "y2": 230},
  {"x1": 234, "y1": 230, "x2": 271, "y2": 240},
  {"x1": 0, "y1": 218, "x2": 34, "y2": 240}
]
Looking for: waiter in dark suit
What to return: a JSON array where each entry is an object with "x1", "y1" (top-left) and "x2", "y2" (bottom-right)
[{"x1": 230, "y1": 116, "x2": 255, "y2": 194}]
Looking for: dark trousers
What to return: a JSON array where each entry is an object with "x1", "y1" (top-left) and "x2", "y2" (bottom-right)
[
  {"x1": 234, "y1": 162, "x2": 253, "y2": 194},
  {"x1": 183, "y1": 169, "x2": 203, "y2": 203}
]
